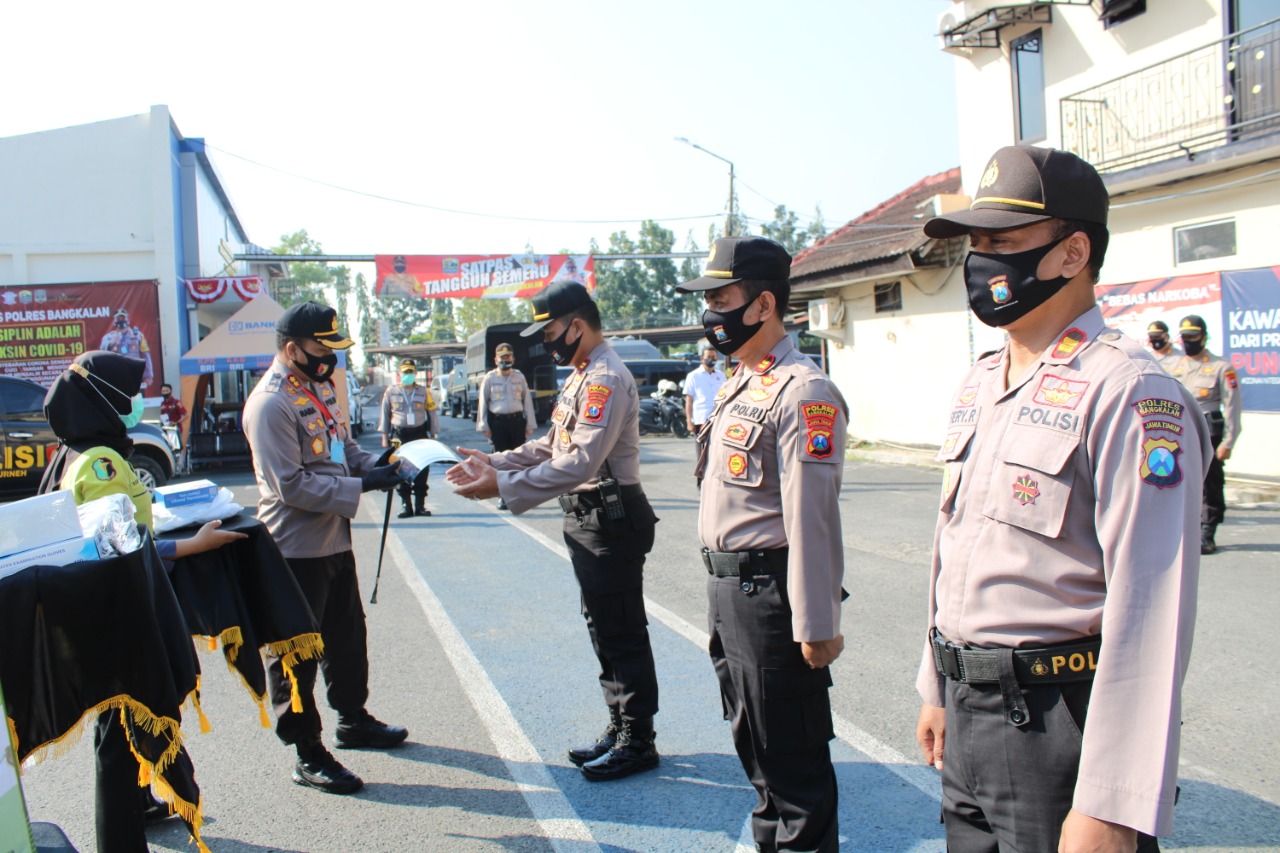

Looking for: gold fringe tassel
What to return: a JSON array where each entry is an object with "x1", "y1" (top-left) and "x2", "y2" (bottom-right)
[
  {"x1": 257, "y1": 698, "x2": 271, "y2": 729},
  {"x1": 266, "y1": 633, "x2": 323, "y2": 715},
  {"x1": 190, "y1": 679, "x2": 212, "y2": 734},
  {"x1": 6, "y1": 717, "x2": 19, "y2": 772}
]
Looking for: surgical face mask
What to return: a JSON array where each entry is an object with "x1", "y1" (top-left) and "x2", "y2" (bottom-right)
[
  {"x1": 498, "y1": 359, "x2": 514, "y2": 370},
  {"x1": 1182, "y1": 337, "x2": 1205, "y2": 357},
  {"x1": 544, "y1": 321, "x2": 581, "y2": 366},
  {"x1": 702, "y1": 358, "x2": 717, "y2": 368},
  {"x1": 81, "y1": 370, "x2": 142, "y2": 427},
  {"x1": 702, "y1": 296, "x2": 764, "y2": 356},
  {"x1": 290, "y1": 343, "x2": 338, "y2": 382},
  {"x1": 1148, "y1": 336, "x2": 1169, "y2": 350},
  {"x1": 963, "y1": 235, "x2": 1073, "y2": 328},
  {"x1": 400, "y1": 372, "x2": 415, "y2": 387},
  {"x1": 119, "y1": 394, "x2": 145, "y2": 428}
]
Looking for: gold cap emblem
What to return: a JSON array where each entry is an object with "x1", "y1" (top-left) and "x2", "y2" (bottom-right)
[{"x1": 980, "y1": 159, "x2": 1000, "y2": 189}]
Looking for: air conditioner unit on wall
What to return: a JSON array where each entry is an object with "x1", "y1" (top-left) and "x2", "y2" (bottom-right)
[{"x1": 807, "y1": 297, "x2": 846, "y2": 342}]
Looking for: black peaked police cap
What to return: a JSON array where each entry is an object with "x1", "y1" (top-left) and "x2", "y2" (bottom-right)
[
  {"x1": 924, "y1": 146, "x2": 1109, "y2": 239},
  {"x1": 677, "y1": 236, "x2": 792, "y2": 292},
  {"x1": 520, "y1": 280, "x2": 594, "y2": 337},
  {"x1": 277, "y1": 302, "x2": 354, "y2": 350}
]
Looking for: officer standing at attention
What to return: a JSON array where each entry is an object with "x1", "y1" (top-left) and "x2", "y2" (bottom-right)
[
  {"x1": 1169, "y1": 314, "x2": 1242, "y2": 554},
  {"x1": 445, "y1": 281, "x2": 661, "y2": 782},
  {"x1": 243, "y1": 302, "x2": 408, "y2": 796},
  {"x1": 476, "y1": 342, "x2": 537, "y2": 510},
  {"x1": 915, "y1": 146, "x2": 1210, "y2": 852},
  {"x1": 1146, "y1": 320, "x2": 1182, "y2": 370},
  {"x1": 380, "y1": 358, "x2": 438, "y2": 518},
  {"x1": 676, "y1": 236, "x2": 848, "y2": 853}
]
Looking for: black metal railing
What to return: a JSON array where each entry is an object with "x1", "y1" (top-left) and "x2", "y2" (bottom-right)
[{"x1": 1061, "y1": 17, "x2": 1280, "y2": 173}]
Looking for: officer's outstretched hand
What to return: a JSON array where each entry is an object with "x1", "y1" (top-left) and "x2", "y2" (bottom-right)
[
  {"x1": 917, "y1": 703, "x2": 946, "y2": 772},
  {"x1": 446, "y1": 450, "x2": 500, "y2": 501},
  {"x1": 361, "y1": 461, "x2": 402, "y2": 492},
  {"x1": 801, "y1": 634, "x2": 843, "y2": 669}
]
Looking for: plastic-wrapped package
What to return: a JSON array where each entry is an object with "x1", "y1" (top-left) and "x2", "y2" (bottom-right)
[
  {"x1": 392, "y1": 439, "x2": 461, "y2": 482},
  {"x1": 77, "y1": 493, "x2": 144, "y2": 558},
  {"x1": 152, "y1": 488, "x2": 243, "y2": 533}
]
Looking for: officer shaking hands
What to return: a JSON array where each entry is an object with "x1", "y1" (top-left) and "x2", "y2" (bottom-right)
[
  {"x1": 243, "y1": 302, "x2": 407, "y2": 797},
  {"x1": 445, "y1": 281, "x2": 662, "y2": 782},
  {"x1": 677, "y1": 236, "x2": 849, "y2": 853},
  {"x1": 1167, "y1": 315, "x2": 1242, "y2": 554},
  {"x1": 916, "y1": 146, "x2": 1210, "y2": 852}
]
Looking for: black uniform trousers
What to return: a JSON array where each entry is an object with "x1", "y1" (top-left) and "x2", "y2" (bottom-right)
[
  {"x1": 560, "y1": 493, "x2": 659, "y2": 722},
  {"x1": 489, "y1": 411, "x2": 528, "y2": 453},
  {"x1": 942, "y1": 677, "x2": 1160, "y2": 852},
  {"x1": 708, "y1": 572, "x2": 838, "y2": 853},
  {"x1": 268, "y1": 550, "x2": 369, "y2": 746},
  {"x1": 393, "y1": 423, "x2": 430, "y2": 507},
  {"x1": 1203, "y1": 411, "x2": 1226, "y2": 526},
  {"x1": 94, "y1": 710, "x2": 148, "y2": 853}
]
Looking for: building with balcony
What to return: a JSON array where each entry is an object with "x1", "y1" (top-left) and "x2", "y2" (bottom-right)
[
  {"x1": 0, "y1": 106, "x2": 276, "y2": 395},
  {"x1": 935, "y1": 0, "x2": 1280, "y2": 478}
]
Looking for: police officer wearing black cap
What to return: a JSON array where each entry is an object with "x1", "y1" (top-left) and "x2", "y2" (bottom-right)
[
  {"x1": 1168, "y1": 314, "x2": 1242, "y2": 554},
  {"x1": 1145, "y1": 320, "x2": 1182, "y2": 370},
  {"x1": 243, "y1": 302, "x2": 409, "y2": 795},
  {"x1": 445, "y1": 281, "x2": 662, "y2": 781},
  {"x1": 678, "y1": 236, "x2": 849, "y2": 852}
]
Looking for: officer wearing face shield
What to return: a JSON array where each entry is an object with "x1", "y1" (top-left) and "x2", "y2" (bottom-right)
[
  {"x1": 915, "y1": 146, "x2": 1211, "y2": 852},
  {"x1": 677, "y1": 236, "x2": 849, "y2": 853},
  {"x1": 445, "y1": 281, "x2": 661, "y2": 782}
]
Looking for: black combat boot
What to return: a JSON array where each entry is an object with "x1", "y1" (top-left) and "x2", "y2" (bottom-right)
[
  {"x1": 567, "y1": 707, "x2": 621, "y2": 767},
  {"x1": 414, "y1": 501, "x2": 430, "y2": 517},
  {"x1": 1201, "y1": 523, "x2": 1217, "y2": 555},
  {"x1": 581, "y1": 718, "x2": 659, "y2": 782},
  {"x1": 397, "y1": 496, "x2": 415, "y2": 519}
]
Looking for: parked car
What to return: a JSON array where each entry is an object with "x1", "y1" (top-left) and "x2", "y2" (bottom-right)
[
  {"x1": 431, "y1": 373, "x2": 450, "y2": 409},
  {"x1": 622, "y1": 359, "x2": 691, "y2": 399},
  {"x1": 0, "y1": 374, "x2": 177, "y2": 498}
]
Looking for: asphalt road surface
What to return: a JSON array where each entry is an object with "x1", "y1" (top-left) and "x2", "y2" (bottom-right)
[{"x1": 15, "y1": 411, "x2": 1280, "y2": 852}]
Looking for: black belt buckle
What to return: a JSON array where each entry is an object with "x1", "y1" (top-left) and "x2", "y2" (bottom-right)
[{"x1": 934, "y1": 637, "x2": 966, "y2": 682}]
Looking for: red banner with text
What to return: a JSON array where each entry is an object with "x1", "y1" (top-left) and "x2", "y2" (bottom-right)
[
  {"x1": 0, "y1": 280, "x2": 164, "y2": 394},
  {"x1": 374, "y1": 254, "x2": 594, "y2": 299}
]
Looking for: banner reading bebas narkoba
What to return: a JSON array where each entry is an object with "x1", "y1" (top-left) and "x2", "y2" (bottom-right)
[{"x1": 374, "y1": 254, "x2": 594, "y2": 300}]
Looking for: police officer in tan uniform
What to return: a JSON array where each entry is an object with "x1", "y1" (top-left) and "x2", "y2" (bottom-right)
[
  {"x1": 677, "y1": 236, "x2": 849, "y2": 853},
  {"x1": 916, "y1": 146, "x2": 1211, "y2": 852},
  {"x1": 243, "y1": 302, "x2": 408, "y2": 796},
  {"x1": 380, "y1": 358, "x2": 438, "y2": 518},
  {"x1": 476, "y1": 343, "x2": 537, "y2": 509},
  {"x1": 1145, "y1": 320, "x2": 1182, "y2": 370},
  {"x1": 445, "y1": 281, "x2": 661, "y2": 782},
  {"x1": 1169, "y1": 315, "x2": 1242, "y2": 554}
]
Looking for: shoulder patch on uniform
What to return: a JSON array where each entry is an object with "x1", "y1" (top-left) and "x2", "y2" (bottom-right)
[
  {"x1": 800, "y1": 401, "x2": 839, "y2": 461},
  {"x1": 582, "y1": 384, "x2": 612, "y2": 424},
  {"x1": 1032, "y1": 374, "x2": 1089, "y2": 410},
  {"x1": 1132, "y1": 398, "x2": 1183, "y2": 419},
  {"x1": 91, "y1": 457, "x2": 117, "y2": 481},
  {"x1": 1140, "y1": 436, "x2": 1183, "y2": 488},
  {"x1": 1226, "y1": 368, "x2": 1238, "y2": 389},
  {"x1": 266, "y1": 372, "x2": 285, "y2": 393}
]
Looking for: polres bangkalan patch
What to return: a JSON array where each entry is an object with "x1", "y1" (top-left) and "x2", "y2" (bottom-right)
[
  {"x1": 1140, "y1": 436, "x2": 1183, "y2": 488},
  {"x1": 582, "y1": 384, "x2": 612, "y2": 423},
  {"x1": 801, "y1": 401, "x2": 838, "y2": 460}
]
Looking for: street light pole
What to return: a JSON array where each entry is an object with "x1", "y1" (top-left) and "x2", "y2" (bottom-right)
[{"x1": 675, "y1": 137, "x2": 735, "y2": 237}]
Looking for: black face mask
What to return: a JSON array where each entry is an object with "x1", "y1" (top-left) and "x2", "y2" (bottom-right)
[
  {"x1": 498, "y1": 360, "x2": 514, "y2": 370},
  {"x1": 114, "y1": 319, "x2": 127, "y2": 329},
  {"x1": 1149, "y1": 336, "x2": 1169, "y2": 350},
  {"x1": 1182, "y1": 338, "x2": 1205, "y2": 357},
  {"x1": 290, "y1": 345, "x2": 339, "y2": 382},
  {"x1": 702, "y1": 358, "x2": 717, "y2": 368},
  {"x1": 964, "y1": 235, "x2": 1072, "y2": 328},
  {"x1": 702, "y1": 297, "x2": 764, "y2": 356},
  {"x1": 544, "y1": 321, "x2": 581, "y2": 366}
]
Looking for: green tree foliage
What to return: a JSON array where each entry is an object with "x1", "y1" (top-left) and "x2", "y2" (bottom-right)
[
  {"x1": 760, "y1": 204, "x2": 829, "y2": 254},
  {"x1": 591, "y1": 220, "x2": 700, "y2": 329},
  {"x1": 270, "y1": 230, "x2": 348, "y2": 308},
  {"x1": 453, "y1": 297, "x2": 520, "y2": 340}
]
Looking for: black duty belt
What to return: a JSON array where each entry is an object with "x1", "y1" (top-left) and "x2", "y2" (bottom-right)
[
  {"x1": 931, "y1": 630, "x2": 1101, "y2": 685},
  {"x1": 490, "y1": 411, "x2": 526, "y2": 421},
  {"x1": 558, "y1": 484, "x2": 644, "y2": 514},
  {"x1": 702, "y1": 547, "x2": 788, "y2": 578}
]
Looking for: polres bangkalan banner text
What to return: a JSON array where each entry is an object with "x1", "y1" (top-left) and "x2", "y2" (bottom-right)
[
  {"x1": 0, "y1": 281, "x2": 164, "y2": 394},
  {"x1": 375, "y1": 254, "x2": 593, "y2": 299}
]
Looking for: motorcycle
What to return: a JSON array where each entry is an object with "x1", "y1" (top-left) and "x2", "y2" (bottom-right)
[{"x1": 638, "y1": 380, "x2": 690, "y2": 438}]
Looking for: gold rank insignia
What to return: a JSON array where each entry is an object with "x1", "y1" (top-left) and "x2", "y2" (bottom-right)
[
  {"x1": 1030, "y1": 658, "x2": 1049, "y2": 677},
  {"x1": 311, "y1": 436, "x2": 325, "y2": 456}
]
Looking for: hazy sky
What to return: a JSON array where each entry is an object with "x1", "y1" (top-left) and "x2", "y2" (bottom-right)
[{"x1": 2, "y1": 1, "x2": 959, "y2": 259}]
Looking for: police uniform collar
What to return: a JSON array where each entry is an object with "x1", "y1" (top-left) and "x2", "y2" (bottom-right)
[
  {"x1": 753, "y1": 335, "x2": 795, "y2": 374},
  {"x1": 1041, "y1": 307, "x2": 1105, "y2": 365},
  {"x1": 585, "y1": 341, "x2": 612, "y2": 366}
]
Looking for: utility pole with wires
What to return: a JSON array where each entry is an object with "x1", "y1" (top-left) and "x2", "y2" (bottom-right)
[{"x1": 675, "y1": 138, "x2": 736, "y2": 237}]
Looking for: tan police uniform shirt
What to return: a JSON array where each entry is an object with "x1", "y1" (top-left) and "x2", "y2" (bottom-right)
[
  {"x1": 698, "y1": 335, "x2": 848, "y2": 644},
  {"x1": 243, "y1": 357, "x2": 378, "y2": 559},
  {"x1": 1168, "y1": 349, "x2": 1242, "y2": 449},
  {"x1": 1150, "y1": 344, "x2": 1182, "y2": 372},
  {"x1": 489, "y1": 342, "x2": 638, "y2": 515},
  {"x1": 915, "y1": 307, "x2": 1212, "y2": 836},
  {"x1": 379, "y1": 384, "x2": 437, "y2": 435},
  {"x1": 476, "y1": 368, "x2": 537, "y2": 433}
]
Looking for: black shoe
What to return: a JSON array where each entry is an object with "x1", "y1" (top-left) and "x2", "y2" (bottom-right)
[
  {"x1": 581, "y1": 721, "x2": 659, "y2": 782},
  {"x1": 497, "y1": 499, "x2": 508, "y2": 511},
  {"x1": 568, "y1": 709, "x2": 621, "y2": 767},
  {"x1": 1201, "y1": 523, "x2": 1217, "y2": 555},
  {"x1": 335, "y1": 711, "x2": 408, "y2": 750},
  {"x1": 415, "y1": 505, "x2": 431, "y2": 517},
  {"x1": 292, "y1": 747, "x2": 363, "y2": 795},
  {"x1": 398, "y1": 506, "x2": 415, "y2": 519}
]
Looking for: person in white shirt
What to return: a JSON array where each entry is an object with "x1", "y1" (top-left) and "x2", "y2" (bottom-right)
[{"x1": 683, "y1": 345, "x2": 726, "y2": 434}]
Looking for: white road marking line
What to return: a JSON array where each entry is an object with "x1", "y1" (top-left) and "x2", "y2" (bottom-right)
[
  {"x1": 499, "y1": 511, "x2": 943, "y2": 802},
  {"x1": 368, "y1": 502, "x2": 601, "y2": 852}
]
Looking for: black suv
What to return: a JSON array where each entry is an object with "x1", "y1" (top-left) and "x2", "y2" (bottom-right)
[{"x1": 0, "y1": 375, "x2": 176, "y2": 499}]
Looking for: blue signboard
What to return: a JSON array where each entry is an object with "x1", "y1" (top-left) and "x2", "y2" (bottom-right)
[{"x1": 1221, "y1": 266, "x2": 1280, "y2": 413}]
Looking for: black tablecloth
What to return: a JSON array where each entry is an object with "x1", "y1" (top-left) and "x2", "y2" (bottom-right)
[
  {"x1": 0, "y1": 532, "x2": 207, "y2": 851},
  {"x1": 163, "y1": 515, "x2": 322, "y2": 723}
]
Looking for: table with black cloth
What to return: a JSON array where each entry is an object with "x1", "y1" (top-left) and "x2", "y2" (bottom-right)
[
  {"x1": 0, "y1": 532, "x2": 209, "y2": 852},
  {"x1": 161, "y1": 514, "x2": 323, "y2": 725}
]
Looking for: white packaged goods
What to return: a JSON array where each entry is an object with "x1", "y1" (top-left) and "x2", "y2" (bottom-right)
[
  {"x1": 154, "y1": 480, "x2": 219, "y2": 508},
  {"x1": 152, "y1": 487, "x2": 242, "y2": 533},
  {"x1": 0, "y1": 491, "x2": 83, "y2": 558},
  {"x1": 0, "y1": 538, "x2": 97, "y2": 581}
]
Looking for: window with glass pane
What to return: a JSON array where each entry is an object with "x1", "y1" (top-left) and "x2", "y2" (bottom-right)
[
  {"x1": 874, "y1": 282, "x2": 903, "y2": 313},
  {"x1": 1174, "y1": 220, "x2": 1238, "y2": 265},
  {"x1": 1012, "y1": 31, "x2": 1046, "y2": 143}
]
